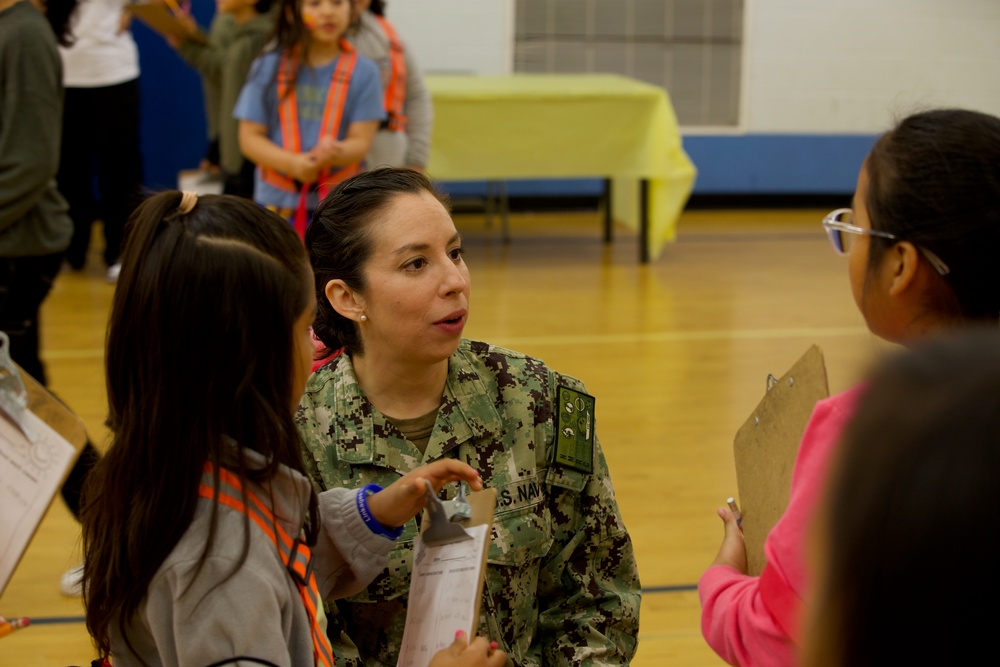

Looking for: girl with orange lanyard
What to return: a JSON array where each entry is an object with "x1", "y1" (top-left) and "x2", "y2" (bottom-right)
[
  {"x1": 81, "y1": 191, "x2": 506, "y2": 667},
  {"x1": 235, "y1": 0, "x2": 384, "y2": 240}
]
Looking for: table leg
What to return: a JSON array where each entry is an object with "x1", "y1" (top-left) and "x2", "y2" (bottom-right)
[
  {"x1": 640, "y1": 179, "x2": 650, "y2": 263},
  {"x1": 499, "y1": 180, "x2": 511, "y2": 243},
  {"x1": 603, "y1": 177, "x2": 613, "y2": 243}
]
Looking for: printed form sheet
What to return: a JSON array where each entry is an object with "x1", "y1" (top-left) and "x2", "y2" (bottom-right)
[
  {"x1": 0, "y1": 410, "x2": 77, "y2": 594},
  {"x1": 397, "y1": 524, "x2": 490, "y2": 667}
]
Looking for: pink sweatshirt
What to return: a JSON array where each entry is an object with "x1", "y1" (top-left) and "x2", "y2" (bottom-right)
[{"x1": 698, "y1": 386, "x2": 864, "y2": 667}]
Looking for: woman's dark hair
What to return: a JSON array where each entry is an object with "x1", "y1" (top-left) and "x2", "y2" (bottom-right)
[
  {"x1": 255, "y1": 0, "x2": 274, "y2": 14},
  {"x1": 306, "y1": 167, "x2": 449, "y2": 357},
  {"x1": 369, "y1": 0, "x2": 386, "y2": 16},
  {"x1": 45, "y1": 0, "x2": 81, "y2": 46},
  {"x1": 864, "y1": 108, "x2": 1000, "y2": 321},
  {"x1": 803, "y1": 328, "x2": 1000, "y2": 667},
  {"x1": 82, "y1": 192, "x2": 317, "y2": 661}
]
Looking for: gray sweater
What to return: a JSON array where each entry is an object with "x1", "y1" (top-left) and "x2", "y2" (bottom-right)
[
  {"x1": 349, "y1": 10, "x2": 433, "y2": 168},
  {"x1": 110, "y1": 452, "x2": 395, "y2": 667},
  {"x1": 0, "y1": 1, "x2": 72, "y2": 257}
]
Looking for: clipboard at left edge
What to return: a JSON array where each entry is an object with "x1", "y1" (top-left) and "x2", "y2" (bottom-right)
[
  {"x1": 0, "y1": 360, "x2": 88, "y2": 596},
  {"x1": 16, "y1": 362, "x2": 88, "y2": 455}
]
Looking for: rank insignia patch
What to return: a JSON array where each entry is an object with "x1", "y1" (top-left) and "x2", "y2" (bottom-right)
[{"x1": 553, "y1": 385, "x2": 595, "y2": 473}]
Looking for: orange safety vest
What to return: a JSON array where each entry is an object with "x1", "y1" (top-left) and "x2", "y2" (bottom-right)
[
  {"x1": 198, "y1": 462, "x2": 335, "y2": 667},
  {"x1": 375, "y1": 15, "x2": 408, "y2": 132},
  {"x1": 261, "y1": 41, "x2": 362, "y2": 241}
]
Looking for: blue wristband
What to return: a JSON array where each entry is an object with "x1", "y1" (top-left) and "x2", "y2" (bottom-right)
[{"x1": 356, "y1": 483, "x2": 404, "y2": 539}]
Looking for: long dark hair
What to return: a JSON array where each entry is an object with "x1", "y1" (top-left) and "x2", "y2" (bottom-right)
[
  {"x1": 45, "y1": 0, "x2": 81, "y2": 47},
  {"x1": 306, "y1": 167, "x2": 449, "y2": 357},
  {"x1": 803, "y1": 328, "x2": 1000, "y2": 666},
  {"x1": 82, "y1": 192, "x2": 317, "y2": 661},
  {"x1": 864, "y1": 108, "x2": 1000, "y2": 321}
]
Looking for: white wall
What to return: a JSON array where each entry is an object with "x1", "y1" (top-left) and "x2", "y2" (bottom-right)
[
  {"x1": 744, "y1": 0, "x2": 1000, "y2": 133},
  {"x1": 388, "y1": 0, "x2": 515, "y2": 75},
  {"x1": 389, "y1": 0, "x2": 1000, "y2": 134}
]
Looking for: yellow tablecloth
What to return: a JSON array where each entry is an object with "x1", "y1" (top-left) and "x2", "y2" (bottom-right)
[{"x1": 424, "y1": 74, "x2": 697, "y2": 260}]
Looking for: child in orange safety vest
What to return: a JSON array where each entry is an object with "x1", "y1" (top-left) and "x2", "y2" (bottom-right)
[{"x1": 235, "y1": 0, "x2": 385, "y2": 239}]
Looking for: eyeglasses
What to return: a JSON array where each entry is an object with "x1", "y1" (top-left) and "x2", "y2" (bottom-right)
[{"x1": 821, "y1": 208, "x2": 950, "y2": 276}]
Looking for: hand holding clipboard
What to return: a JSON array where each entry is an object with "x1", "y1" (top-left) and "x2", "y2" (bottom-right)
[{"x1": 128, "y1": 0, "x2": 207, "y2": 45}]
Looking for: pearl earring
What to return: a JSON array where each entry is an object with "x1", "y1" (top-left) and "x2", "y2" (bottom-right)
[{"x1": 359, "y1": 314, "x2": 367, "y2": 322}]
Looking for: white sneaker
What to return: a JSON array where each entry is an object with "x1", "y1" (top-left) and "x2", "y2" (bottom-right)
[
  {"x1": 106, "y1": 262, "x2": 121, "y2": 283},
  {"x1": 60, "y1": 563, "x2": 84, "y2": 597}
]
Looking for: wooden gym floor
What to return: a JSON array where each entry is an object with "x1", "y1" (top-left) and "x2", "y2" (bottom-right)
[{"x1": 1, "y1": 206, "x2": 891, "y2": 665}]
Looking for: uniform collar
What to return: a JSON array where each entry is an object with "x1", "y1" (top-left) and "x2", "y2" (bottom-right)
[{"x1": 328, "y1": 345, "x2": 503, "y2": 468}]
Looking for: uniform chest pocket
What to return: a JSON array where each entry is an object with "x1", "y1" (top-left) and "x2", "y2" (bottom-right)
[
  {"x1": 481, "y1": 502, "x2": 554, "y2": 656},
  {"x1": 487, "y1": 504, "x2": 552, "y2": 565}
]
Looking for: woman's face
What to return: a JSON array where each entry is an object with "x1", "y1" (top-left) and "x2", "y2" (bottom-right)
[{"x1": 353, "y1": 191, "x2": 471, "y2": 366}]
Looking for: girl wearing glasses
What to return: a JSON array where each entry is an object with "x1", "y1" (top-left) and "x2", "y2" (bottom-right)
[{"x1": 699, "y1": 108, "x2": 1000, "y2": 667}]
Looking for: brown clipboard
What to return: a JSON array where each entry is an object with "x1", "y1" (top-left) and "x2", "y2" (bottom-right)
[
  {"x1": 732, "y1": 345, "x2": 829, "y2": 576},
  {"x1": 16, "y1": 363, "x2": 88, "y2": 454},
  {"x1": 459, "y1": 488, "x2": 495, "y2": 626},
  {"x1": 128, "y1": 2, "x2": 209, "y2": 45}
]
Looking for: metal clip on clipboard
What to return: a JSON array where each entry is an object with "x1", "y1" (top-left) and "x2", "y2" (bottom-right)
[
  {"x1": 0, "y1": 332, "x2": 36, "y2": 443},
  {"x1": 421, "y1": 479, "x2": 473, "y2": 546}
]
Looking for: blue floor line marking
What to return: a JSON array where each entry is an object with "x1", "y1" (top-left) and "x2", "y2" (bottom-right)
[
  {"x1": 642, "y1": 584, "x2": 698, "y2": 593},
  {"x1": 25, "y1": 615, "x2": 86, "y2": 625},
  {"x1": 15, "y1": 585, "x2": 700, "y2": 627}
]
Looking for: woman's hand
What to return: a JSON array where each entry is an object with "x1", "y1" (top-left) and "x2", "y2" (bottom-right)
[
  {"x1": 366, "y1": 460, "x2": 482, "y2": 529},
  {"x1": 428, "y1": 631, "x2": 506, "y2": 667},
  {"x1": 709, "y1": 505, "x2": 748, "y2": 573}
]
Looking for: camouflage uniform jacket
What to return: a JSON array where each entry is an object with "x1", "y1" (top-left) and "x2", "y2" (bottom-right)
[{"x1": 297, "y1": 339, "x2": 641, "y2": 667}]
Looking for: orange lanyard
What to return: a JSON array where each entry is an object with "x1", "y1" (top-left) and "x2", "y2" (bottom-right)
[
  {"x1": 275, "y1": 43, "x2": 357, "y2": 168},
  {"x1": 260, "y1": 43, "x2": 361, "y2": 240},
  {"x1": 199, "y1": 463, "x2": 334, "y2": 667}
]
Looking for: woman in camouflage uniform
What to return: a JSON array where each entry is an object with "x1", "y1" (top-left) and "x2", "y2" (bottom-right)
[{"x1": 298, "y1": 167, "x2": 641, "y2": 667}]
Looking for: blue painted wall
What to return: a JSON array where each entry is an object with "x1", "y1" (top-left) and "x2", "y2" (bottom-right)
[
  {"x1": 682, "y1": 134, "x2": 878, "y2": 195},
  {"x1": 134, "y1": 10, "x2": 214, "y2": 190}
]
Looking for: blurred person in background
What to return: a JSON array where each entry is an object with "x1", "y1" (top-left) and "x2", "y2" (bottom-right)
[
  {"x1": 348, "y1": 0, "x2": 432, "y2": 171},
  {"x1": 56, "y1": 0, "x2": 144, "y2": 283}
]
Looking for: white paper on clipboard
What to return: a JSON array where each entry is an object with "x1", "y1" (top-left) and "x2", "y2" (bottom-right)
[
  {"x1": 396, "y1": 523, "x2": 490, "y2": 667},
  {"x1": 0, "y1": 407, "x2": 77, "y2": 595}
]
